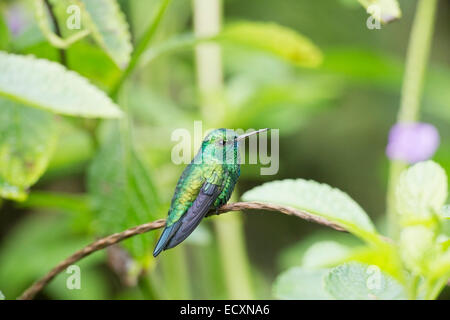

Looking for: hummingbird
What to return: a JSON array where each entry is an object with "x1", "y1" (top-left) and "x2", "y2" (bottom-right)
[{"x1": 153, "y1": 128, "x2": 269, "y2": 257}]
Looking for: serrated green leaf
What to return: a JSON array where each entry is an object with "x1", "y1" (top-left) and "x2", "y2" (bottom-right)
[
  {"x1": 396, "y1": 161, "x2": 448, "y2": 224},
  {"x1": 320, "y1": 48, "x2": 450, "y2": 123},
  {"x1": 242, "y1": 179, "x2": 377, "y2": 243},
  {"x1": 88, "y1": 122, "x2": 161, "y2": 263},
  {"x1": 273, "y1": 267, "x2": 332, "y2": 300},
  {"x1": 80, "y1": 0, "x2": 132, "y2": 69},
  {"x1": 0, "y1": 51, "x2": 122, "y2": 118},
  {"x1": 358, "y1": 0, "x2": 401, "y2": 23},
  {"x1": 220, "y1": 22, "x2": 322, "y2": 68},
  {"x1": 325, "y1": 262, "x2": 407, "y2": 300},
  {"x1": 0, "y1": 100, "x2": 57, "y2": 201}
]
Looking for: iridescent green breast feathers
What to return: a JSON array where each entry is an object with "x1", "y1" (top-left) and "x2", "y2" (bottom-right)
[{"x1": 153, "y1": 128, "x2": 268, "y2": 257}]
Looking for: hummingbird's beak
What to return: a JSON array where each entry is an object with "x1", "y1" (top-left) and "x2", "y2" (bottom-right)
[{"x1": 236, "y1": 128, "x2": 270, "y2": 141}]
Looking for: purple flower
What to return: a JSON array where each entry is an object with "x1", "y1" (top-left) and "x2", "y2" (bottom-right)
[{"x1": 386, "y1": 122, "x2": 440, "y2": 164}]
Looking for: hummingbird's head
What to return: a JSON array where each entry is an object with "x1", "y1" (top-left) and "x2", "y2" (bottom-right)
[{"x1": 200, "y1": 128, "x2": 269, "y2": 164}]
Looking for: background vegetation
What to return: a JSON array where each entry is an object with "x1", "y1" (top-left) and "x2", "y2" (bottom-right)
[{"x1": 0, "y1": 0, "x2": 449, "y2": 300}]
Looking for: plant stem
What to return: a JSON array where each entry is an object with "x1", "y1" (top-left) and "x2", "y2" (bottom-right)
[
  {"x1": 193, "y1": 0, "x2": 254, "y2": 299},
  {"x1": 386, "y1": 0, "x2": 438, "y2": 239},
  {"x1": 43, "y1": 0, "x2": 67, "y2": 66},
  {"x1": 110, "y1": 0, "x2": 172, "y2": 97}
]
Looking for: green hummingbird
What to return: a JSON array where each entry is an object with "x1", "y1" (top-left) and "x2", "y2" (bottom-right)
[{"x1": 153, "y1": 128, "x2": 269, "y2": 257}]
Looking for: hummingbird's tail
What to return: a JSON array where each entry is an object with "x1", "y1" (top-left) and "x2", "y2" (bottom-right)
[{"x1": 153, "y1": 224, "x2": 173, "y2": 257}]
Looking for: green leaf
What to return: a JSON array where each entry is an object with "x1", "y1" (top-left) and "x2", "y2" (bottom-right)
[
  {"x1": 279, "y1": 233, "x2": 403, "y2": 281},
  {"x1": 358, "y1": 0, "x2": 401, "y2": 23},
  {"x1": 442, "y1": 220, "x2": 450, "y2": 240},
  {"x1": 242, "y1": 179, "x2": 378, "y2": 243},
  {"x1": 220, "y1": 22, "x2": 323, "y2": 68},
  {"x1": 0, "y1": 101, "x2": 57, "y2": 201},
  {"x1": 34, "y1": 0, "x2": 90, "y2": 49},
  {"x1": 122, "y1": 81, "x2": 193, "y2": 127},
  {"x1": 273, "y1": 267, "x2": 332, "y2": 300},
  {"x1": 325, "y1": 262, "x2": 407, "y2": 300},
  {"x1": 0, "y1": 51, "x2": 122, "y2": 118},
  {"x1": 88, "y1": 122, "x2": 161, "y2": 263},
  {"x1": 339, "y1": 0, "x2": 360, "y2": 9},
  {"x1": 278, "y1": 230, "x2": 362, "y2": 270},
  {"x1": 226, "y1": 78, "x2": 342, "y2": 131},
  {"x1": 141, "y1": 22, "x2": 323, "y2": 69},
  {"x1": 396, "y1": 161, "x2": 448, "y2": 224},
  {"x1": 80, "y1": 0, "x2": 132, "y2": 69}
]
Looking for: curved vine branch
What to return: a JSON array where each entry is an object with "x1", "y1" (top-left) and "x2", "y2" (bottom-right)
[{"x1": 17, "y1": 201, "x2": 345, "y2": 300}]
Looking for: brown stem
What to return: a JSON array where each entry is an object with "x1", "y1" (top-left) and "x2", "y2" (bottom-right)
[{"x1": 18, "y1": 201, "x2": 345, "y2": 300}]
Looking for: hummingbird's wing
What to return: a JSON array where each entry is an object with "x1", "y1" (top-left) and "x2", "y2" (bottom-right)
[{"x1": 152, "y1": 181, "x2": 222, "y2": 257}]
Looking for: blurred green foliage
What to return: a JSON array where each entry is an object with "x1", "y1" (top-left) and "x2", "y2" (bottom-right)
[{"x1": 0, "y1": 0, "x2": 449, "y2": 300}]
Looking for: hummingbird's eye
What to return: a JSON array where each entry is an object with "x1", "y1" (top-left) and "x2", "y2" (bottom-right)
[{"x1": 217, "y1": 139, "x2": 226, "y2": 146}]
